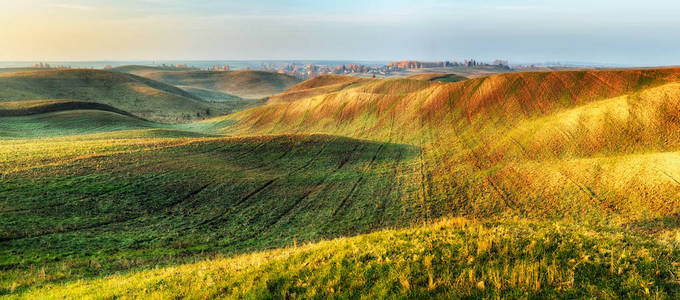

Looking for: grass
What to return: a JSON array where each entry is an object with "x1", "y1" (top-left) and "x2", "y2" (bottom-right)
[
  {"x1": 3, "y1": 67, "x2": 680, "y2": 298},
  {"x1": 10, "y1": 218, "x2": 680, "y2": 299}
]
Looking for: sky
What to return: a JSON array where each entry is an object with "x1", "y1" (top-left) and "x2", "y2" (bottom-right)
[{"x1": 1, "y1": 0, "x2": 679, "y2": 66}]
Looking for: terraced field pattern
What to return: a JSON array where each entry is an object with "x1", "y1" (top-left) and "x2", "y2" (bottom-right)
[{"x1": 2, "y1": 67, "x2": 680, "y2": 298}]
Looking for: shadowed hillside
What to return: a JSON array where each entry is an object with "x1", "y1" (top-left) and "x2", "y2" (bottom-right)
[
  {"x1": 0, "y1": 69, "x2": 217, "y2": 122},
  {"x1": 143, "y1": 70, "x2": 301, "y2": 99}
]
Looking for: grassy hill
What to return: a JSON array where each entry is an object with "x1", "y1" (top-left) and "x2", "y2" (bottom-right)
[
  {"x1": 0, "y1": 69, "x2": 217, "y2": 122},
  {"x1": 142, "y1": 70, "x2": 301, "y2": 99},
  {"x1": 3, "y1": 67, "x2": 680, "y2": 298}
]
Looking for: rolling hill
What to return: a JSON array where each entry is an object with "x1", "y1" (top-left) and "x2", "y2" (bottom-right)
[
  {"x1": 4, "y1": 67, "x2": 680, "y2": 298},
  {"x1": 0, "y1": 69, "x2": 217, "y2": 122},
  {"x1": 141, "y1": 70, "x2": 301, "y2": 99}
]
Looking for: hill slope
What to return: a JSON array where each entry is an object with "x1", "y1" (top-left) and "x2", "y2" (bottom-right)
[
  {"x1": 143, "y1": 70, "x2": 301, "y2": 99},
  {"x1": 0, "y1": 69, "x2": 216, "y2": 122}
]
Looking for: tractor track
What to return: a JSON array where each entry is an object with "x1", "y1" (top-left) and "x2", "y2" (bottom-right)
[
  {"x1": 0, "y1": 181, "x2": 213, "y2": 242},
  {"x1": 331, "y1": 143, "x2": 386, "y2": 217},
  {"x1": 260, "y1": 190, "x2": 315, "y2": 231},
  {"x1": 197, "y1": 140, "x2": 332, "y2": 227},
  {"x1": 0, "y1": 142, "x2": 293, "y2": 215},
  {"x1": 0, "y1": 152, "x2": 218, "y2": 215},
  {"x1": 241, "y1": 141, "x2": 369, "y2": 237},
  {"x1": 0, "y1": 160, "x2": 172, "y2": 214},
  {"x1": 376, "y1": 148, "x2": 405, "y2": 226}
]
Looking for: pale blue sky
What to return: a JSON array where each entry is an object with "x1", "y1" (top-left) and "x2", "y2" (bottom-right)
[{"x1": 1, "y1": 0, "x2": 679, "y2": 65}]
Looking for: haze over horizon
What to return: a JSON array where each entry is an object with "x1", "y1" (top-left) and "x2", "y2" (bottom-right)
[{"x1": 1, "y1": 0, "x2": 679, "y2": 66}]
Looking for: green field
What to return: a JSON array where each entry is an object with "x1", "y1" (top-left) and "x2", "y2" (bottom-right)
[{"x1": 2, "y1": 68, "x2": 680, "y2": 298}]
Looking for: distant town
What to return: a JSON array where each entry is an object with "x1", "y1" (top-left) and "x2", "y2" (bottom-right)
[
  {"x1": 231, "y1": 59, "x2": 512, "y2": 79},
  {"x1": 25, "y1": 59, "x2": 565, "y2": 80}
]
